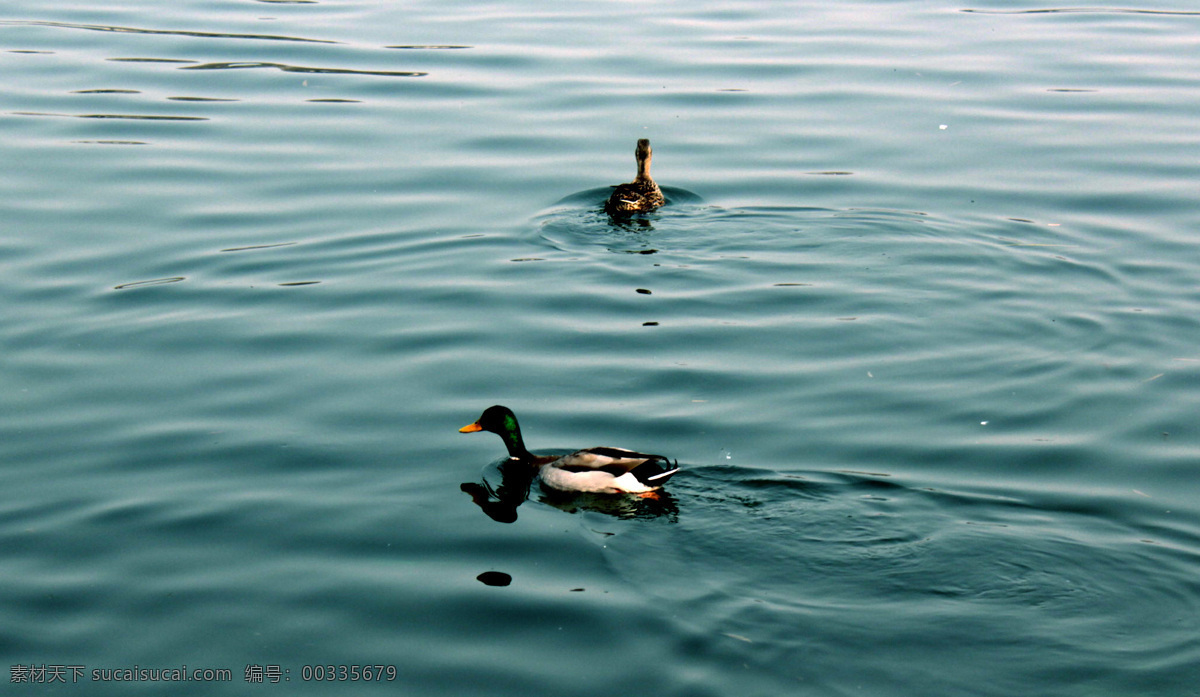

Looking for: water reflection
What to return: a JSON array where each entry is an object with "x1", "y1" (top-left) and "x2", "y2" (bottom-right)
[
  {"x1": 541, "y1": 488, "x2": 679, "y2": 521},
  {"x1": 460, "y1": 460, "x2": 534, "y2": 524},
  {"x1": 461, "y1": 458, "x2": 679, "y2": 523},
  {"x1": 607, "y1": 215, "x2": 658, "y2": 233}
]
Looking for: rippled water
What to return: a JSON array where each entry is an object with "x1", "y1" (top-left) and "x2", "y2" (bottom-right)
[{"x1": 3, "y1": 0, "x2": 1199, "y2": 695}]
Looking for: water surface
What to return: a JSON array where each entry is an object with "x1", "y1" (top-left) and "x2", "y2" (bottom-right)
[{"x1": 3, "y1": 1, "x2": 1199, "y2": 695}]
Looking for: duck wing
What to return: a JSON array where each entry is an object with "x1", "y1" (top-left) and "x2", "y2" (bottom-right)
[
  {"x1": 554, "y1": 447, "x2": 679, "y2": 485},
  {"x1": 605, "y1": 181, "x2": 665, "y2": 215}
]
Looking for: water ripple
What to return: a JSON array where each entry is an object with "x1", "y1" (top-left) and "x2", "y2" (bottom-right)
[
  {"x1": 2, "y1": 19, "x2": 339, "y2": 44},
  {"x1": 603, "y1": 466, "x2": 1200, "y2": 691},
  {"x1": 113, "y1": 277, "x2": 186, "y2": 290},
  {"x1": 180, "y1": 61, "x2": 426, "y2": 77},
  {"x1": 106, "y1": 57, "x2": 197, "y2": 63},
  {"x1": 385, "y1": 44, "x2": 473, "y2": 50},
  {"x1": 962, "y1": 7, "x2": 1200, "y2": 16},
  {"x1": 13, "y1": 111, "x2": 209, "y2": 121}
]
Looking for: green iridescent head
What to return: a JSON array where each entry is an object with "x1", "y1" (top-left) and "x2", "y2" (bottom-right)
[{"x1": 459, "y1": 405, "x2": 532, "y2": 460}]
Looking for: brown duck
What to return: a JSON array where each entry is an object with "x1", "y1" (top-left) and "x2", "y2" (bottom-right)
[{"x1": 605, "y1": 138, "x2": 666, "y2": 215}]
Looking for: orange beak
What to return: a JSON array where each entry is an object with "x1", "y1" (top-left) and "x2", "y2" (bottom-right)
[{"x1": 459, "y1": 422, "x2": 483, "y2": 433}]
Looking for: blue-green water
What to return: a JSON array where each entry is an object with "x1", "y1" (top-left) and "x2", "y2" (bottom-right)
[{"x1": 4, "y1": 1, "x2": 1199, "y2": 694}]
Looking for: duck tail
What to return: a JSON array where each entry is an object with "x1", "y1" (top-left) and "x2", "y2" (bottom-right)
[{"x1": 633, "y1": 457, "x2": 680, "y2": 486}]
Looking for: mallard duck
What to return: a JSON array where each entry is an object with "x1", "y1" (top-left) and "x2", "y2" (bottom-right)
[
  {"x1": 459, "y1": 405, "x2": 679, "y2": 494},
  {"x1": 605, "y1": 138, "x2": 666, "y2": 216}
]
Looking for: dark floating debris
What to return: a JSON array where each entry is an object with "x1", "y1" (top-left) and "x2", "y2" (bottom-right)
[
  {"x1": 643, "y1": 321, "x2": 659, "y2": 326},
  {"x1": 476, "y1": 571, "x2": 511, "y2": 587},
  {"x1": 636, "y1": 288, "x2": 651, "y2": 295},
  {"x1": 277, "y1": 281, "x2": 319, "y2": 286}
]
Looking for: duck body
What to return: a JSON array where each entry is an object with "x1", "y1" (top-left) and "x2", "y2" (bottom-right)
[
  {"x1": 605, "y1": 139, "x2": 666, "y2": 216},
  {"x1": 459, "y1": 405, "x2": 679, "y2": 494},
  {"x1": 538, "y1": 446, "x2": 678, "y2": 494}
]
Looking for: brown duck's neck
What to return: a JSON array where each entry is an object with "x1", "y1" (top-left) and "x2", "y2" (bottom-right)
[{"x1": 636, "y1": 153, "x2": 653, "y2": 181}]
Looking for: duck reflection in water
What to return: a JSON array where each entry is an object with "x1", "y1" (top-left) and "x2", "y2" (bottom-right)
[
  {"x1": 460, "y1": 468, "x2": 679, "y2": 522},
  {"x1": 459, "y1": 459, "x2": 536, "y2": 524}
]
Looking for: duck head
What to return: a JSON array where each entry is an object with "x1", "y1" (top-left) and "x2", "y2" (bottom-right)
[
  {"x1": 459, "y1": 405, "x2": 534, "y2": 460},
  {"x1": 635, "y1": 139, "x2": 652, "y2": 179}
]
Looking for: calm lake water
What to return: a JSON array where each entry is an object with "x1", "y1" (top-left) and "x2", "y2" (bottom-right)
[{"x1": 3, "y1": 0, "x2": 1199, "y2": 694}]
